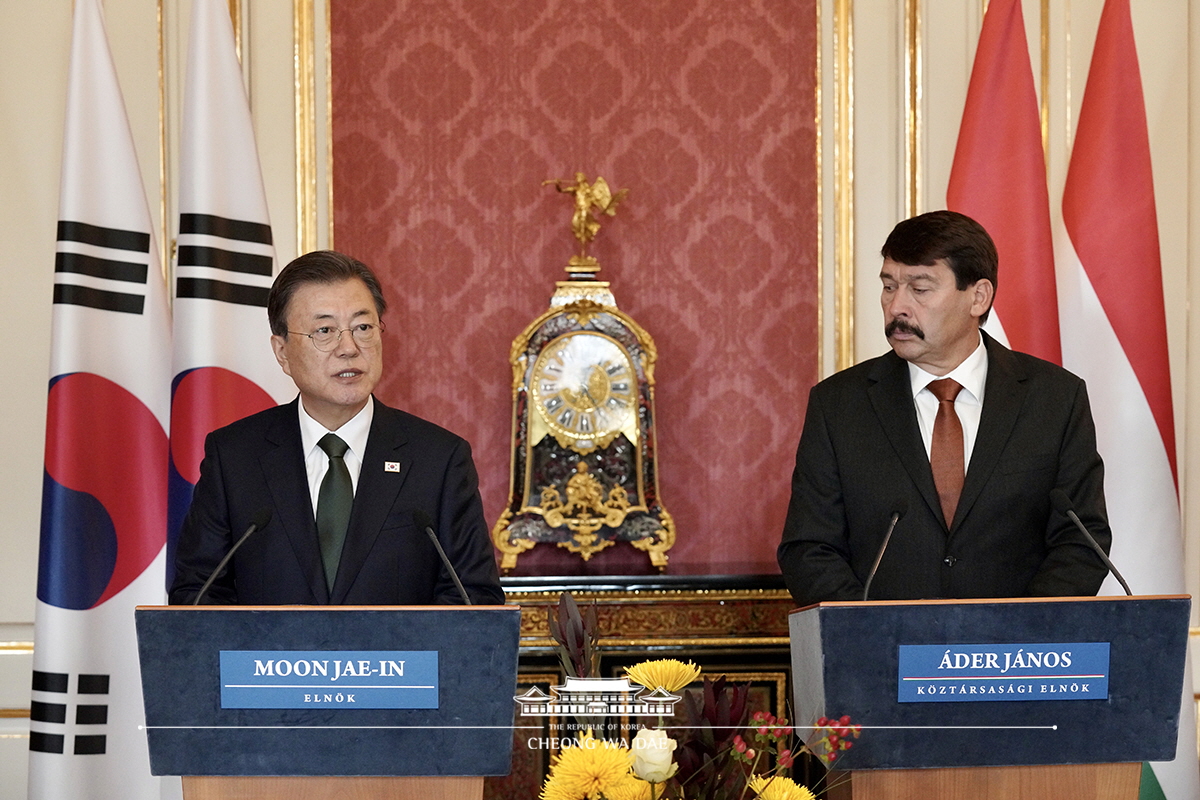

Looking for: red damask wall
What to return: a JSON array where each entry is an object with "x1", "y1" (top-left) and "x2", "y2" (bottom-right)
[{"x1": 331, "y1": 0, "x2": 818, "y2": 575}]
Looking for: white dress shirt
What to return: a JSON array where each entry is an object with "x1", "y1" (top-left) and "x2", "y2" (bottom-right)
[
  {"x1": 298, "y1": 396, "x2": 374, "y2": 516},
  {"x1": 908, "y1": 335, "x2": 989, "y2": 467}
]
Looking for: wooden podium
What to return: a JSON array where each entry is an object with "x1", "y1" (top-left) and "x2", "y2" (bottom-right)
[
  {"x1": 135, "y1": 605, "x2": 521, "y2": 800},
  {"x1": 789, "y1": 596, "x2": 1190, "y2": 800}
]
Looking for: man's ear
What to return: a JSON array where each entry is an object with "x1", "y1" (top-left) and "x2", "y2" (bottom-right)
[
  {"x1": 970, "y1": 279, "x2": 995, "y2": 319},
  {"x1": 271, "y1": 334, "x2": 292, "y2": 376}
]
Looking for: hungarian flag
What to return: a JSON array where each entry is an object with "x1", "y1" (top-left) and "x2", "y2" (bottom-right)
[
  {"x1": 169, "y1": 0, "x2": 291, "y2": 576},
  {"x1": 947, "y1": 0, "x2": 1060, "y2": 364},
  {"x1": 1057, "y1": 0, "x2": 1199, "y2": 797},
  {"x1": 30, "y1": 0, "x2": 172, "y2": 796}
]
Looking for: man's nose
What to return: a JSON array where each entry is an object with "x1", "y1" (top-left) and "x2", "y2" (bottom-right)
[
  {"x1": 884, "y1": 290, "x2": 911, "y2": 317},
  {"x1": 332, "y1": 328, "x2": 361, "y2": 354}
]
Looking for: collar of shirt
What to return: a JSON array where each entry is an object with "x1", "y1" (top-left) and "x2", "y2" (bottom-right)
[
  {"x1": 907, "y1": 334, "x2": 988, "y2": 404},
  {"x1": 298, "y1": 396, "x2": 374, "y2": 514},
  {"x1": 906, "y1": 334, "x2": 989, "y2": 461}
]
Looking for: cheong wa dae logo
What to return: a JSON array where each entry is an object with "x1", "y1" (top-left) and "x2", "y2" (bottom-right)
[{"x1": 514, "y1": 677, "x2": 682, "y2": 717}]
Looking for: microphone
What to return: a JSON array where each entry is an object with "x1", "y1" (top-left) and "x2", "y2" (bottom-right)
[
  {"x1": 192, "y1": 507, "x2": 273, "y2": 606},
  {"x1": 862, "y1": 500, "x2": 908, "y2": 602},
  {"x1": 414, "y1": 509, "x2": 472, "y2": 605},
  {"x1": 1050, "y1": 489, "x2": 1131, "y2": 596}
]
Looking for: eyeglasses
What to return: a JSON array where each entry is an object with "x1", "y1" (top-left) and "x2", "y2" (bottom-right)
[{"x1": 288, "y1": 321, "x2": 385, "y2": 352}]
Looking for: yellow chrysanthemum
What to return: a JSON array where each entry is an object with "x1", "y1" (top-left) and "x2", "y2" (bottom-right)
[
  {"x1": 603, "y1": 773, "x2": 654, "y2": 800},
  {"x1": 625, "y1": 658, "x2": 701, "y2": 692},
  {"x1": 747, "y1": 774, "x2": 816, "y2": 800},
  {"x1": 540, "y1": 730, "x2": 634, "y2": 800}
]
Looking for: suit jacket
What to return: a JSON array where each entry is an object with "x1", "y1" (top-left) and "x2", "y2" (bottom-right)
[
  {"x1": 169, "y1": 398, "x2": 505, "y2": 606},
  {"x1": 777, "y1": 333, "x2": 1111, "y2": 606}
]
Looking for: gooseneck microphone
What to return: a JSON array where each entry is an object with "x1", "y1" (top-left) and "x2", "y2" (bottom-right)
[
  {"x1": 414, "y1": 509, "x2": 472, "y2": 605},
  {"x1": 192, "y1": 507, "x2": 273, "y2": 605},
  {"x1": 1050, "y1": 489, "x2": 1132, "y2": 596},
  {"x1": 862, "y1": 500, "x2": 908, "y2": 602}
]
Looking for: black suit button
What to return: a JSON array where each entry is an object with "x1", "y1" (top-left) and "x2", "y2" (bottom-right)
[{"x1": 943, "y1": 556, "x2": 957, "y2": 567}]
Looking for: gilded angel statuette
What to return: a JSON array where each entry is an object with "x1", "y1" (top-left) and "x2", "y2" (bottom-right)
[{"x1": 544, "y1": 172, "x2": 628, "y2": 268}]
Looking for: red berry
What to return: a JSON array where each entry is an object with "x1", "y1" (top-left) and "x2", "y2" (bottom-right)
[{"x1": 839, "y1": 715, "x2": 851, "y2": 725}]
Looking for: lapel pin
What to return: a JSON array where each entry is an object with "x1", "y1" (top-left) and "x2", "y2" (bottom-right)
[{"x1": 384, "y1": 461, "x2": 401, "y2": 473}]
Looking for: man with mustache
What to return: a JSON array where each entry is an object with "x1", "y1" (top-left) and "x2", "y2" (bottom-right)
[{"x1": 777, "y1": 211, "x2": 1111, "y2": 605}]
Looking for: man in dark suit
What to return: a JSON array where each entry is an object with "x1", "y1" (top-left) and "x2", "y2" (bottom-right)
[
  {"x1": 778, "y1": 211, "x2": 1111, "y2": 606},
  {"x1": 170, "y1": 250, "x2": 504, "y2": 605}
]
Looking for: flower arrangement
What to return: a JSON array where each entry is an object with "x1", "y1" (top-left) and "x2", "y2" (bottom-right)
[
  {"x1": 806, "y1": 716, "x2": 862, "y2": 766},
  {"x1": 540, "y1": 729, "x2": 648, "y2": 800},
  {"x1": 626, "y1": 659, "x2": 702, "y2": 694},
  {"x1": 540, "y1": 592, "x2": 862, "y2": 800}
]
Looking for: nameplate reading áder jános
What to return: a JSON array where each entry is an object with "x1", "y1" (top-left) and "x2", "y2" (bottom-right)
[
  {"x1": 897, "y1": 642, "x2": 1109, "y2": 703},
  {"x1": 219, "y1": 650, "x2": 438, "y2": 710}
]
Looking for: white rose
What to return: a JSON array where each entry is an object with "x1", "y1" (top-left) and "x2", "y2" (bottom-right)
[{"x1": 629, "y1": 728, "x2": 679, "y2": 783}]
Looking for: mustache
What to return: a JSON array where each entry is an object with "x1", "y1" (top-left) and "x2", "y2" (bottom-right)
[{"x1": 885, "y1": 319, "x2": 925, "y2": 339}]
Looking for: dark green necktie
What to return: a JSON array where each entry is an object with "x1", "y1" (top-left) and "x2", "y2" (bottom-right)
[{"x1": 316, "y1": 433, "x2": 352, "y2": 592}]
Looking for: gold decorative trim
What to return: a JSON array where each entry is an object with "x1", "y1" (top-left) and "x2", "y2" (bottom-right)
[
  {"x1": 510, "y1": 588, "x2": 794, "y2": 647},
  {"x1": 519, "y1": 637, "x2": 792, "y2": 649},
  {"x1": 833, "y1": 0, "x2": 854, "y2": 371},
  {"x1": 507, "y1": 589, "x2": 792, "y2": 603},
  {"x1": 719, "y1": 671, "x2": 790, "y2": 719},
  {"x1": 0, "y1": 709, "x2": 29, "y2": 719},
  {"x1": 325, "y1": 0, "x2": 334, "y2": 248},
  {"x1": 227, "y1": 0, "x2": 241, "y2": 62},
  {"x1": 629, "y1": 509, "x2": 675, "y2": 568},
  {"x1": 158, "y1": 0, "x2": 169, "y2": 283},
  {"x1": 493, "y1": 509, "x2": 535, "y2": 571},
  {"x1": 1063, "y1": 0, "x2": 1073, "y2": 146},
  {"x1": 294, "y1": 0, "x2": 318, "y2": 254},
  {"x1": 0, "y1": 642, "x2": 33, "y2": 653},
  {"x1": 903, "y1": 0, "x2": 921, "y2": 217},
  {"x1": 815, "y1": 0, "x2": 824, "y2": 378}
]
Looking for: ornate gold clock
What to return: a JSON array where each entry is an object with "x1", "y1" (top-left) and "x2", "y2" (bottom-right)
[
  {"x1": 492, "y1": 175, "x2": 675, "y2": 571},
  {"x1": 530, "y1": 331, "x2": 637, "y2": 447}
]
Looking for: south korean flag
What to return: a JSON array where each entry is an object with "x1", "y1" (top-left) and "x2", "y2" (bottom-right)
[{"x1": 169, "y1": 0, "x2": 296, "y2": 578}]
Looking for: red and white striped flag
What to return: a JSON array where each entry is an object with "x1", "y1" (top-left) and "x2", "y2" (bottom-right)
[
  {"x1": 30, "y1": 0, "x2": 172, "y2": 796},
  {"x1": 169, "y1": 0, "x2": 292, "y2": 570},
  {"x1": 1058, "y1": 1, "x2": 1198, "y2": 797},
  {"x1": 947, "y1": 0, "x2": 1060, "y2": 364}
]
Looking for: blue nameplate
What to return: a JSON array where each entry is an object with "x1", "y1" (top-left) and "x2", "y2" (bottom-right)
[
  {"x1": 219, "y1": 650, "x2": 438, "y2": 709},
  {"x1": 897, "y1": 642, "x2": 1109, "y2": 703}
]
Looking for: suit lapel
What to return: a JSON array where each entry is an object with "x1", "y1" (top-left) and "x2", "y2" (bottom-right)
[
  {"x1": 867, "y1": 353, "x2": 945, "y2": 526},
  {"x1": 952, "y1": 334, "x2": 1028, "y2": 532},
  {"x1": 329, "y1": 403, "x2": 412, "y2": 603},
  {"x1": 261, "y1": 401, "x2": 328, "y2": 603}
]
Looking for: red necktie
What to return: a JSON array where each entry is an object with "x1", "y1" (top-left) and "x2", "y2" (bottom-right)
[{"x1": 928, "y1": 378, "x2": 964, "y2": 527}]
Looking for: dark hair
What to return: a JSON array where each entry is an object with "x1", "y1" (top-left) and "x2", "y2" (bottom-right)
[
  {"x1": 880, "y1": 210, "x2": 998, "y2": 321},
  {"x1": 267, "y1": 250, "x2": 388, "y2": 336}
]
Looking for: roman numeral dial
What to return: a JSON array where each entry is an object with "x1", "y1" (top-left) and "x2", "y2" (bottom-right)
[{"x1": 531, "y1": 332, "x2": 637, "y2": 447}]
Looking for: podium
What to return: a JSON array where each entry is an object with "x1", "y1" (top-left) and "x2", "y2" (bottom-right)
[
  {"x1": 789, "y1": 596, "x2": 1191, "y2": 800},
  {"x1": 135, "y1": 605, "x2": 521, "y2": 800}
]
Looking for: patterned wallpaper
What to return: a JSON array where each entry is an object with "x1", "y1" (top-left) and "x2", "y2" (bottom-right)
[{"x1": 331, "y1": 0, "x2": 818, "y2": 575}]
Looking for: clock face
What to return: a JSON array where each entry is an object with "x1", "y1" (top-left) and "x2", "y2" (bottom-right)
[{"x1": 531, "y1": 332, "x2": 637, "y2": 442}]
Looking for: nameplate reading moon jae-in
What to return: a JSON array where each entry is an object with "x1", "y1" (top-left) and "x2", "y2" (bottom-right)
[{"x1": 219, "y1": 650, "x2": 438, "y2": 710}]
